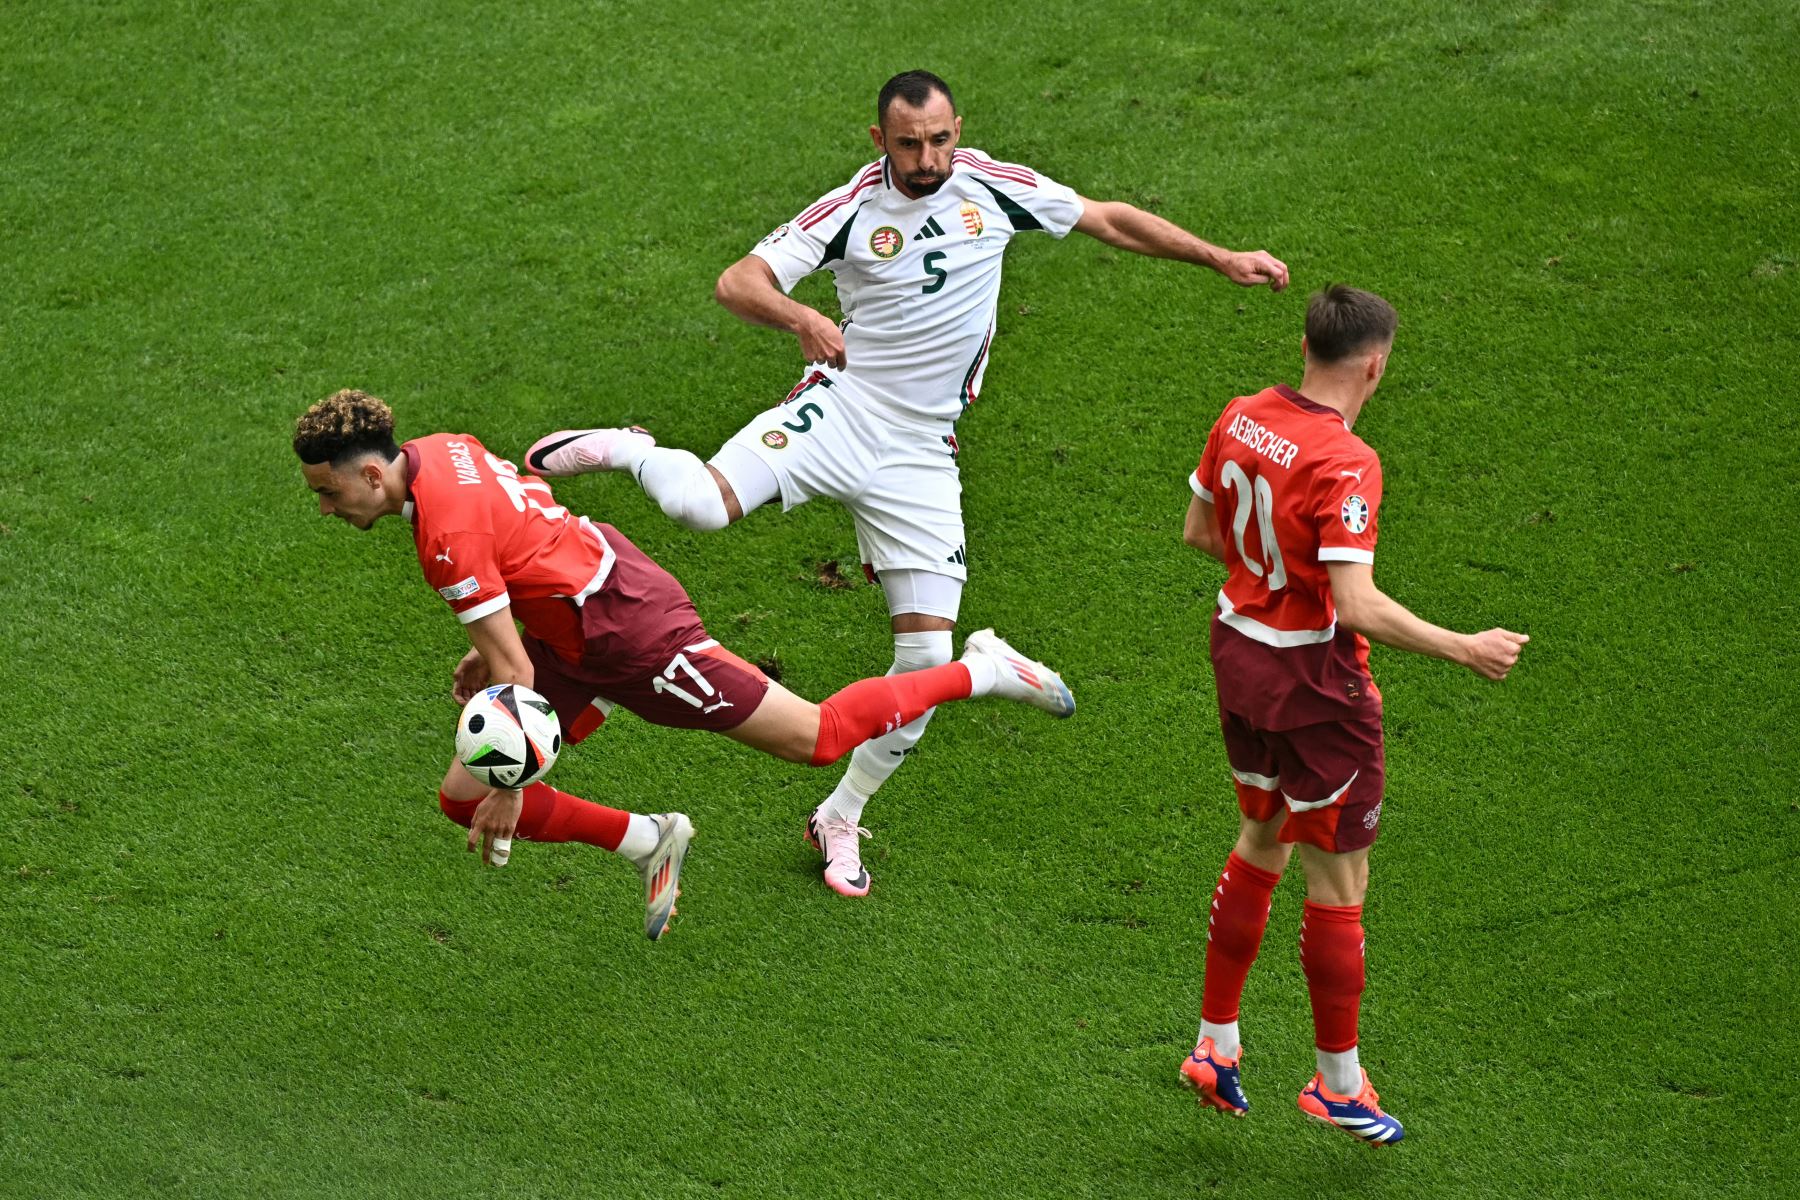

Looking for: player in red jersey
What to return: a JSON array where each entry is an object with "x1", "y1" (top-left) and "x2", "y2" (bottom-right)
[
  {"x1": 293, "y1": 390, "x2": 1074, "y2": 939},
  {"x1": 522, "y1": 71, "x2": 1287, "y2": 902},
  {"x1": 1175, "y1": 286, "x2": 1527, "y2": 1144}
]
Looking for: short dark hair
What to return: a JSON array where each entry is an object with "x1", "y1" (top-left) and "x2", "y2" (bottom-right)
[
  {"x1": 294, "y1": 389, "x2": 400, "y2": 467},
  {"x1": 877, "y1": 70, "x2": 956, "y2": 125},
  {"x1": 1304, "y1": 285, "x2": 1398, "y2": 364}
]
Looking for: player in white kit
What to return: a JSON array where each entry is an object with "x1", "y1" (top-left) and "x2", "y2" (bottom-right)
[{"x1": 526, "y1": 71, "x2": 1290, "y2": 897}]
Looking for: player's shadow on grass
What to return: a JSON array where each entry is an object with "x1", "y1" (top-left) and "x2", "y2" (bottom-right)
[{"x1": 1141, "y1": 1117, "x2": 1401, "y2": 1194}]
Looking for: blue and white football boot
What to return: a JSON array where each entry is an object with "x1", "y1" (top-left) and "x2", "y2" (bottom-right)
[
  {"x1": 1180, "y1": 1036, "x2": 1250, "y2": 1117},
  {"x1": 1297, "y1": 1070, "x2": 1405, "y2": 1145}
]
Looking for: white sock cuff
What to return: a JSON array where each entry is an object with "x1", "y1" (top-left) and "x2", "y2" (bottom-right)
[
  {"x1": 617, "y1": 813, "x2": 660, "y2": 861},
  {"x1": 1199, "y1": 1020, "x2": 1241, "y2": 1058},
  {"x1": 962, "y1": 652, "x2": 1000, "y2": 697},
  {"x1": 1317, "y1": 1047, "x2": 1362, "y2": 1096},
  {"x1": 892, "y1": 629, "x2": 954, "y2": 672}
]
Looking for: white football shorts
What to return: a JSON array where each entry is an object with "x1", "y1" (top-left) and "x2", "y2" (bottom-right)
[{"x1": 715, "y1": 371, "x2": 968, "y2": 583}]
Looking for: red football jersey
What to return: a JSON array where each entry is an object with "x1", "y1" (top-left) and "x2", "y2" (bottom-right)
[
  {"x1": 1192, "y1": 385, "x2": 1384, "y2": 729},
  {"x1": 403, "y1": 434, "x2": 616, "y2": 663}
]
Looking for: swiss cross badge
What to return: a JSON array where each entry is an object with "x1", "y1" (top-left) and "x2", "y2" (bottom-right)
[
  {"x1": 959, "y1": 202, "x2": 984, "y2": 237},
  {"x1": 869, "y1": 226, "x2": 903, "y2": 259}
]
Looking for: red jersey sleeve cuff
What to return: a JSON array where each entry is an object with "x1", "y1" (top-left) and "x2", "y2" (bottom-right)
[
  {"x1": 1317, "y1": 547, "x2": 1375, "y2": 564},
  {"x1": 1189, "y1": 470, "x2": 1213, "y2": 502}
]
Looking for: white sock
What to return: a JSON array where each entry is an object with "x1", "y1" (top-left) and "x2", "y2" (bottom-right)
[
  {"x1": 609, "y1": 434, "x2": 654, "y2": 474},
  {"x1": 1317, "y1": 1047, "x2": 1361, "y2": 1096},
  {"x1": 1199, "y1": 1020, "x2": 1240, "y2": 1060},
  {"x1": 616, "y1": 813, "x2": 661, "y2": 861},
  {"x1": 963, "y1": 652, "x2": 1000, "y2": 697},
  {"x1": 821, "y1": 755, "x2": 883, "y2": 825},
  {"x1": 634, "y1": 447, "x2": 730, "y2": 531},
  {"x1": 823, "y1": 631, "x2": 951, "y2": 824}
]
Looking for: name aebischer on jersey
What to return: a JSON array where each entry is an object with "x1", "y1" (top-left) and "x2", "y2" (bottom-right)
[{"x1": 1225, "y1": 413, "x2": 1300, "y2": 469}]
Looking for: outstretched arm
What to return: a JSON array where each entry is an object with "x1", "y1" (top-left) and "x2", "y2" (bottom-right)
[
  {"x1": 714, "y1": 254, "x2": 847, "y2": 369},
  {"x1": 1327, "y1": 562, "x2": 1528, "y2": 680},
  {"x1": 1074, "y1": 198, "x2": 1289, "y2": 290}
]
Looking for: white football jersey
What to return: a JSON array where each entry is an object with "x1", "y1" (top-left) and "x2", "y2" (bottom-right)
[{"x1": 749, "y1": 149, "x2": 1084, "y2": 424}]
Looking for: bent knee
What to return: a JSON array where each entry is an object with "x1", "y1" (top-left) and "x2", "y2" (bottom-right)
[
  {"x1": 660, "y1": 479, "x2": 733, "y2": 532},
  {"x1": 659, "y1": 498, "x2": 724, "y2": 532}
]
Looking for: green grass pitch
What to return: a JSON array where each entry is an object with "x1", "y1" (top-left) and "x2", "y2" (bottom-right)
[{"x1": 3, "y1": 1, "x2": 1796, "y2": 1196}]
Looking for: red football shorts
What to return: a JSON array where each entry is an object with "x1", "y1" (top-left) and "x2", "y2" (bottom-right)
[
  {"x1": 1217, "y1": 707, "x2": 1386, "y2": 853},
  {"x1": 523, "y1": 635, "x2": 770, "y2": 744}
]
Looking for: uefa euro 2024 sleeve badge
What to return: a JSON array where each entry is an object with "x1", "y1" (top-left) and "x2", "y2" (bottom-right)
[{"x1": 1341, "y1": 494, "x2": 1370, "y2": 534}]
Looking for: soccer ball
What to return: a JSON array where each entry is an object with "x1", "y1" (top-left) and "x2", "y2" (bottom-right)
[{"x1": 455, "y1": 684, "x2": 562, "y2": 789}]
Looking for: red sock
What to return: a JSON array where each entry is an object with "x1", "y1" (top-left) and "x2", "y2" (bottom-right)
[
  {"x1": 1200, "y1": 852, "x2": 1283, "y2": 1024},
  {"x1": 1300, "y1": 900, "x2": 1366, "y2": 1053},
  {"x1": 810, "y1": 663, "x2": 974, "y2": 765},
  {"x1": 437, "y1": 785, "x2": 629, "y2": 851}
]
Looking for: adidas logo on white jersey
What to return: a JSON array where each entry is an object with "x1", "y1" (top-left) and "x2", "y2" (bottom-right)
[{"x1": 915, "y1": 216, "x2": 948, "y2": 240}]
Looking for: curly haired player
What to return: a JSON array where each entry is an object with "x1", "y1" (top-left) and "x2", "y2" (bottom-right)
[{"x1": 294, "y1": 390, "x2": 1074, "y2": 940}]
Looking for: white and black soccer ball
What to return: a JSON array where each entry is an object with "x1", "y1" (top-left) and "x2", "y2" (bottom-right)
[{"x1": 455, "y1": 684, "x2": 562, "y2": 789}]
